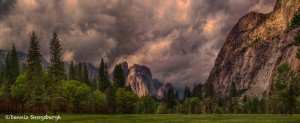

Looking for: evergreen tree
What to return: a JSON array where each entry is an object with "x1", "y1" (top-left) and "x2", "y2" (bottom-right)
[
  {"x1": 228, "y1": 81, "x2": 238, "y2": 113},
  {"x1": 183, "y1": 86, "x2": 191, "y2": 101},
  {"x1": 48, "y1": 32, "x2": 65, "y2": 114},
  {"x1": 3, "y1": 52, "x2": 10, "y2": 97},
  {"x1": 272, "y1": 63, "x2": 299, "y2": 115},
  {"x1": 99, "y1": 58, "x2": 110, "y2": 92},
  {"x1": 113, "y1": 64, "x2": 125, "y2": 88},
  {"x1": 9, "y1": 43, "x2": 20, "y2": 85},
  {"x1": 290, "y1": 10, "x2": 300, "y2": 29},
  {"x1": 175, "y1": 91, "x2": 179, "y2": 101},
  {"x1": 192, "y1": 84, "x2": 203, "y2": 100},
  {"x1": 2, "y1": 43, "x2": 20, "y2": 99},
  {"x1": 77, "y1": 62, "x2": 84, "y2": 82},
  {"x1": 24, "y1": 31, "x2": 46, "y2": 112},
  {"x1": 83, "y1": 62, "x2": 89, "y2": 85},
  {"x1": 205, "y1": 81, "x2": 215, "y2": 114},
  {"x1": 105, "y1": 86, "x2": 116, "y2": 113},
  {"x1": 291, "y1": 30, "x2": 300, "y2": 59},
  {"x1": 165, "y1": 88, "x2": 176, "y2": 111},
  {"x1": 68, "y1": 60, "x2": 76, "y2": 80},
  {"x1": 0, "y1": 64, "x2": 4, "y2": 84},
  {"x1": 104, "y1": 62, "x2": 109, "y2": 80},
  {"x1": 229, "y1": 81, "x2": 237, "y2": 98},
  {"x1": 187, "y1": 86, "x2": 191, "y2": 98}
]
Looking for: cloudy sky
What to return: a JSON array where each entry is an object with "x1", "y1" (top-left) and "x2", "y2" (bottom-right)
[{"x1": 0, "y1": 0, "x2": 276, "y2": 87}]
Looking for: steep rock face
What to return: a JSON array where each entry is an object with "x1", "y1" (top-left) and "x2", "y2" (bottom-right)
[
  {"x1": 126, "y1": 64, "x2": 160, "y2": 97},
  {"x1": 206, "y1": 0, "x2": 300, "y2": 97}
]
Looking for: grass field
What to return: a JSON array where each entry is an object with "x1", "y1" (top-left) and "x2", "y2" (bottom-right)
[{"x1": 1, "y1": 114, "x2": 300, "y2": 123}]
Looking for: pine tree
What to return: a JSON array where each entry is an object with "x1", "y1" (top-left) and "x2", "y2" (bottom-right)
[
  {"x1": 99, "y1": 58, "x2": 110, "y2": 92},
  {"x1": 165, "y1": 88, "x2": 176, "y2": 111},
  {"x1": 291, "y1": 30, "x2": 300, "y2": 59},
  {"x1": 192, "y1": 84, "x2": 203, "y2": 100},
  {"x1": 10, "y1": 44, "x2": 20, "y2": 82},
  {"x1": 113, "y1": 64, "x2": 125, "y2": 88},
  {"x1": 48, "y1": 32, "x2": 65, "y2": 114},
  {"x1": 205, "y1": 81, "x2": 215, "y2": 114},
  {"x1": 83, "y1": 62, "x2": 89, "y2": 85},
  {"x1": 77, "y1": 62, "x2": 83, "y2": 82},
  {"x1": 49, "y1": 32, "x2": 65, "y2": 79},
  {"x1": 104, "y1": 62, "x2": 109, "y2": 80},
  {"x1": 229, "y1": 81, "x2": 238, "y2": 113},
  {"x1": 272, "y1": 63, "x2": 299, "y2": 115},
  {"x1": 187, "y1": 86, "x2": 191, "y2": 98},
  {"x1": 2, "y1": 43, "x2": 20, "y2": 98},
  {"x1": 183, "y1": 86, "x2": 187, "y2": 101},
  {"x1": 175, "y1": 91, "x2": 179, "y2": 101},
  {"x1": 229, "y1": 81, "x2": 237, "y2": 98},
  {"x1": 3, "y1": 52, "x2": 10, "y2": 97},
  {"x1": 183, "y1": 85, "x2": 191, "y2": 101},
  {"x1": 290, "y1": 11, "x2": 300, "y2": 29},
  {"x1": 0, "y1": 64, "x2": 4, "y2": 85},
  {"x1": 24, "y1": 31, "x2": 46, "y2": 112},
  {"x1": 68, "y1": 60, "x2": 76, "y2": 80}
]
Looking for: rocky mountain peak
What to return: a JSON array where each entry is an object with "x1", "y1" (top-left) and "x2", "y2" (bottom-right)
[
  {"x1": 125, "y1": 64, "x2": 156, "y2": 97},
  {"x1": 206, "y1": 0, "x2": 300, "y2": 97}
]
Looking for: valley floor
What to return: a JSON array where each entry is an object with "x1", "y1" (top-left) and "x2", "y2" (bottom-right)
[{"x1": 1, "y1": 114, "x2": 300, "y2": 123}]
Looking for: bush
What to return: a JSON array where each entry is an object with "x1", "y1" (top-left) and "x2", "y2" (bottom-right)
[{"x1": 290, "y1": 11, "x2": 300, "y2": 29}]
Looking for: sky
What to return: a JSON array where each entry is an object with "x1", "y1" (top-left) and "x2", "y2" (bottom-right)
[{"x1": 0, "y1": 0, "x2": 276, "y2": 87}]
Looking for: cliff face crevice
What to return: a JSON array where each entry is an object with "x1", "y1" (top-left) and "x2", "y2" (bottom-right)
[{"x1": 206, "y1": 0, "x2": 300, "y2": 97}]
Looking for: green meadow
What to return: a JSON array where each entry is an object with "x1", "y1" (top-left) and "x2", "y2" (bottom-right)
[{"x1": 1, "y1": 114, "x2": 300, "y2": 123}]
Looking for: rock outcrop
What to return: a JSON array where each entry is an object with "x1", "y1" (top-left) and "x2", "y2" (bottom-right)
[
  {"x1": 206, "y1": 0, "x2": 300, "y2": 97},
  {"x1": 125, "y1": 64, "x2": 159, "y2": 97}
]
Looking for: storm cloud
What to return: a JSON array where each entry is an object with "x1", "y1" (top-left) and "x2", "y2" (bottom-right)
[{"x1": 0, "y1": 0, "x2": 276, "y2": 87}]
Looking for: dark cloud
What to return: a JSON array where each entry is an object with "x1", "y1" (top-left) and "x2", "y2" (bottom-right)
[
  {"x1": 0, "y1": 0, "x2": 16, "y2": 19},
  {"x1": 0, "y1": 0, "x2": 276, "y2": 87}
]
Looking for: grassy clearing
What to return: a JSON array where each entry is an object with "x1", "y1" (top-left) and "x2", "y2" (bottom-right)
[{"x1": 0, "y1": 114, "x2": 300, "y2": 123}]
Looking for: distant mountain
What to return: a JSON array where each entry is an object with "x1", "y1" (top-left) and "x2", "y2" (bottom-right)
[{"x1": 124, "y1": 63, "x2": 178, "y2": 98}]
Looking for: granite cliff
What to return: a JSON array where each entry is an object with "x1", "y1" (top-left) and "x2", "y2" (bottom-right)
[
  {"x1": 206, "y1": 0, "x2": 300, "y2": 97},
  {"x1": 125, "y1": 63, "x2": 165, "y2": 97}
]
